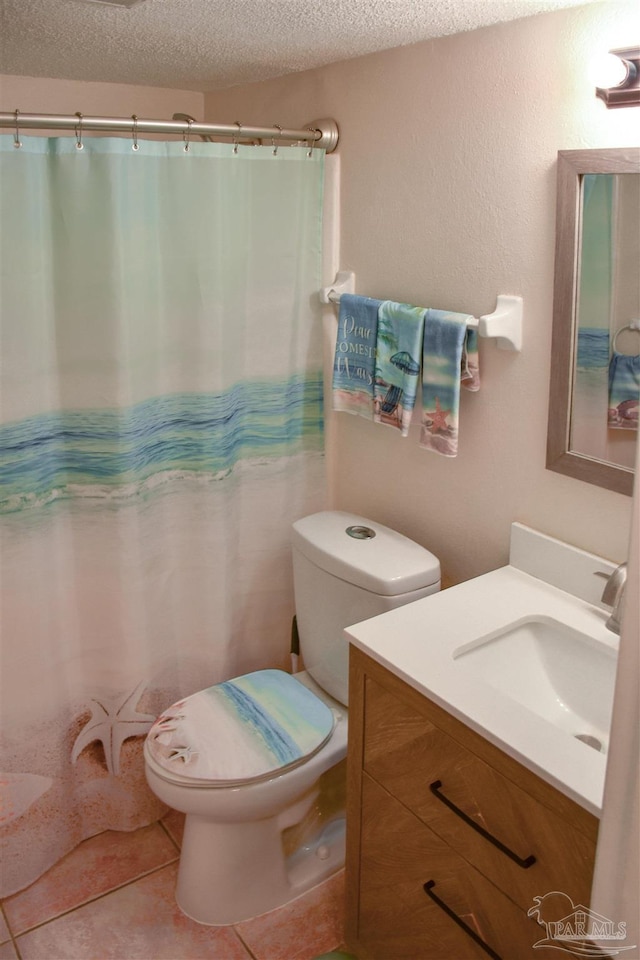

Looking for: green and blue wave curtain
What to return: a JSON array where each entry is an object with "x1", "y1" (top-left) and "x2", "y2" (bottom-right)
[{"x1": 0, "y1": 134, "x2": 326, "y2": 894}]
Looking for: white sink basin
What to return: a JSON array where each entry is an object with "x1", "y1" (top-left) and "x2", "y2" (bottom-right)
[
  {"x1": 345, "y1": 524, "x2": 621, "y2": 815},
  {"x1": 453, "y1": 616, "x2": 617, "y2": 753}
]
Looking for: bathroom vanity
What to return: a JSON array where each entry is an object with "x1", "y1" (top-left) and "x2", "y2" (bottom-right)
[
  {"x1": 343, "y1": 523, "x2": 618, "y2": 959},
  {"x1": 345, "y1": 649, "x2": 598, "y2": 959}
]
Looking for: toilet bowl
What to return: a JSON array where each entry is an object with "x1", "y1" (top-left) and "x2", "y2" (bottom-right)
[
  {"x1": 144, "y1": 671, "x2": 348, "y2": 925},
  {"x1": 144, "y1": 511, "x2": 440, "y2": 925}
]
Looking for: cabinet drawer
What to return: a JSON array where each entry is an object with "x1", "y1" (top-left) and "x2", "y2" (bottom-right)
[
  {"x1": 363, "y1": 676, "x2": 596, "y2": 912},
  {"x1": 358, "y1": 774, "x2": 543, "y2": 960}
]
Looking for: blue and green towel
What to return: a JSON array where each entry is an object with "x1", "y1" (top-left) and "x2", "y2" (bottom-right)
[
  {"x1": 373, "y1": 301, "x2": 425, "y2": 436},
  {"x1": 332, "y1": 298, "x2": 481, "y2": 454},
  {"x1": 608, "y1": 352, "x2": 639, "y2": 430},
  {"x1": 332, "y1": 294, "x2": 380, "y2": 420},
  {"x1": 420, "y1": 309, "x2": 479, "y2": 457}
]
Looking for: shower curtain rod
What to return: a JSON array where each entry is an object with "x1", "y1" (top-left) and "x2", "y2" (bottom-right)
[{"x1": 0, "y1": 111, "x2": 339, "y2": 153}]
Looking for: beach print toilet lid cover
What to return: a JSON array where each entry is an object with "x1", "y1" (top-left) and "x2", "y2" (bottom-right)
[{"x1": 146, "y1": 669, "x2": 335, "y2": 784}]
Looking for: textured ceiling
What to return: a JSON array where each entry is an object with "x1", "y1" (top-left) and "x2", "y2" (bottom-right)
[{"x1": 0, "y1": 0, "x2": 601, "y2": 92}]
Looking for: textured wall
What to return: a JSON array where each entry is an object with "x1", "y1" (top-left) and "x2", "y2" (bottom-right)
[
  {"x1": 0, "y1": 75, "x2": 204, "y2": 131},
  {"x1": 205, "y1": 0, "x2": 639, "y2": 584}
]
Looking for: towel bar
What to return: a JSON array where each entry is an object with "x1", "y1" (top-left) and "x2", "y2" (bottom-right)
[{"x1": 320, "y1": 272, "x2": 523, "y2": 352}]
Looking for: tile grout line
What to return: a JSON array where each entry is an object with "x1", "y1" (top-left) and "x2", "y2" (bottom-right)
[
  {"x1": 7, "y1": 857, "x2": 180, "y2": 941},
  {"x1": 0, "y1": 902, "x2": 10, "y2": 943},
  {"x1": 1, "y1": 902, "x2": 22, "y2": 960},
  {"x1": 157, "y1": 815, "x2": 182, "y2": 853},
  {"x1": 1, "y1": 819, "x2": 179, "y2": 938},
  {"x1": 230, "y1": 926, "x2": 260, "y2": 960}
]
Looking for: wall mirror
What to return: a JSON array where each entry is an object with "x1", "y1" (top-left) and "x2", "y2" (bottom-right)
[{"x1": 547, "y1": 148, "x2": 640, "y2": 496}]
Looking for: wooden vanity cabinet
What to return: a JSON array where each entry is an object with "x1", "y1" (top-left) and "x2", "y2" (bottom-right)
[{"x1": 345, "y1": 648, "x2": 599, "y2": 960}]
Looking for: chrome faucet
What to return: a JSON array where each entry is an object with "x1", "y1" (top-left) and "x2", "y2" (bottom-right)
[{"x1": 599, "y1": 562, "x2": 628, "y2": 635}]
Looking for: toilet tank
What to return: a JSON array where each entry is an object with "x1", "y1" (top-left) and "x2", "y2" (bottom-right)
[{"x1": 291, "y1": 511, "x2": 440, "y2": 706}]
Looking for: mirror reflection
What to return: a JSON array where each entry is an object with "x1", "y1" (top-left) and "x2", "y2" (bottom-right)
[
  {"x1": 571, "y1": 173, "x2": 640, "y2": 469},
  {"x1": 547, "y1": 148, "x2": 640, "y2": 496}
]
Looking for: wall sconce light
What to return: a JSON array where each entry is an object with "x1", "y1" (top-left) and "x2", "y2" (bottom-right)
[{"x1": 595, "y1": 47, "x2": 640, "y2": 108}]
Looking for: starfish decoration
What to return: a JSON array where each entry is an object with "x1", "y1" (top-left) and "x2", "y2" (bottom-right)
[
  {"x1": 71, "y1": 679, "x2": 157, "y2": 776},
  {"x1": 167, "y1": 745, "x2": 197, "y2": 764},
  {"x1": 425, "y1": 397, "x2": 451, "y2": 433},
  {"x1": 150, "y1": 702, "x2": 187, "y2": 736}
]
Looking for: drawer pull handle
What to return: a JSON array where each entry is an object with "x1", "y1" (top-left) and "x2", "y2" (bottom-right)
[
  {"x1": 423, "y1": 880, "x2": 502, "y2": 960},
  {"x1": 429, "y1": 780, "x2": 536, "y2": 869}
]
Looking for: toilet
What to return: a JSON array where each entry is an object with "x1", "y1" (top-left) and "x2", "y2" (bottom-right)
[{"x1": 143, "y1": 510, "x2": 440, "y2": 925}]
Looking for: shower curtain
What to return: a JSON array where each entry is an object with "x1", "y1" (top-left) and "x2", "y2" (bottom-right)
[{"x1": 0, "y1": 134, "x2": 326, "y2": 896}]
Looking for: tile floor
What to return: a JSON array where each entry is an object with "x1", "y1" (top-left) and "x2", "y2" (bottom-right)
[{"x1": 0, "y1": 811, "x2": 348, "y2": 960}]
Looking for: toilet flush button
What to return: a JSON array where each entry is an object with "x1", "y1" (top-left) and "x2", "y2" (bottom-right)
[
  {"x1": 316, "y1": 845, "x2": 330, "y2": 860},
  {"x1": 346, "y1": 525, "x2": 376, "y2": 540}
]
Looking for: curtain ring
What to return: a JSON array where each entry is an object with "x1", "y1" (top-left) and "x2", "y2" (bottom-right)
[
  {"x1": 131, "y1": 114, "x2": 139, "y2": 151},
  {"x1": 183, "y1": 117, "x2": 193, "y2": 152},
  {"x1": 271, "y1": 123, "x2": 282, "y2": 156},
  {"x1": 233, "y1": 121, "x2": 242, "y2": 155},
  {"x1": 74, "y1": 112, "x2": 84, "y2": 151},
  {"x1": 13, "y1": 108, "x2": 22, "y2": 149},
  {"x1": 306, "y1": 127, "x2": 316, "y2": 158}
]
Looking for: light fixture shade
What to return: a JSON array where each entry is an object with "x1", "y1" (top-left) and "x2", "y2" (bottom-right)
[
  {"x1": 595, "y1": 46, "x2": 640, "y2": 108},
  {"x1": 592, "y1": 53, "x2": 630, "y2": 89}
]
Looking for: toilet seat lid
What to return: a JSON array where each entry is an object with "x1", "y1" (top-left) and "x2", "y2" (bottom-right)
[{"x1": 146, "y1": 669, "x2": 335, "y2": 785}]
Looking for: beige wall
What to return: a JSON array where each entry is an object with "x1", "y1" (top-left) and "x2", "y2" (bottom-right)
[
  {"x1": 0, "y1": 75, "x2": 203, "y2": 131},
  {"x1": 205, "y1": 0, "x2": 639, "y2": 584}
]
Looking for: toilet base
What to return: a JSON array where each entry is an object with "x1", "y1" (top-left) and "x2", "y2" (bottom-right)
[{"x1": 175, "y1": 809, "x2": 346, "y2": 925}]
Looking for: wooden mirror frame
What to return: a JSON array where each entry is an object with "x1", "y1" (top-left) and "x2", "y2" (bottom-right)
[{"x1": 546, "y1": 148, "x2": 639, "y2": 497}]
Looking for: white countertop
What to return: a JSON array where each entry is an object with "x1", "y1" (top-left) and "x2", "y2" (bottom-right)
[{"x1": 345, "y1": 562, "x2": 619, "y2": 816}]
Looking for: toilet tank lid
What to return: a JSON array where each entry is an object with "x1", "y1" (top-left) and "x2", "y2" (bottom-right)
[{"x1": 292, "y1": 511, "x2": 440, "y2": 596}]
